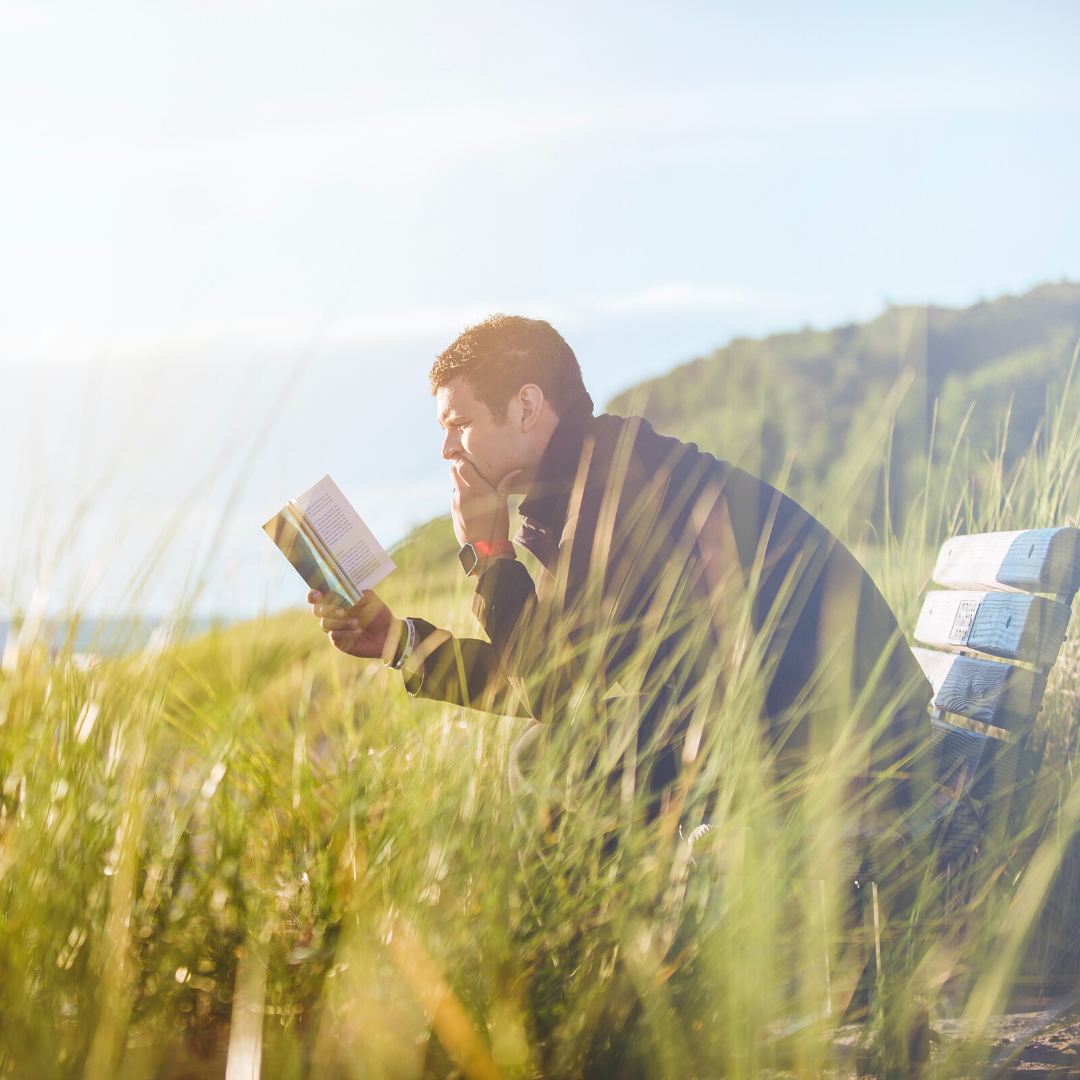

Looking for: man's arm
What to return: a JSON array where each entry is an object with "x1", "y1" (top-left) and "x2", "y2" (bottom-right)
[
  {"x1": 310, "y1": 452, "x2": 581, "y2": 722},
  {"x1": 398, "y1": 618, "x2": 531, "y2": 716},
  {"x1": 307, "y1": 588, "x2": 529, "y2": 716}
]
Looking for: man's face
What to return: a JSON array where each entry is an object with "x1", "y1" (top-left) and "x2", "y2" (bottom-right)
[{"x1": 437, "y1": 377, "x2": 526, "y2": 490}]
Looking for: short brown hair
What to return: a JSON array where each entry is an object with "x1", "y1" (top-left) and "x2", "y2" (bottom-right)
[{"x1": 430, "y1": 315, "x2": 593, "y2": 421}]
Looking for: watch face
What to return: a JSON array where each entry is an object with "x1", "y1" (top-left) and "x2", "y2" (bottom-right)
[{"x1": 457, "y1": 543, "x2": 478, "y2": 576}]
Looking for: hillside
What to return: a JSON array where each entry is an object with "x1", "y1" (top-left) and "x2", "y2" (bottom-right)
[
  {"x1": 391, "y1": 283, "x2": 1080, "y2": 572},
  {"x1": 608, "y1": 282, "x2": 1080, "y2": 532}
]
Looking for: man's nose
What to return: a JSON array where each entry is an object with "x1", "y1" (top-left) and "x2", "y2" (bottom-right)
[{"x1": 441, "y1": 430, "x2": 462, "y2": 460}]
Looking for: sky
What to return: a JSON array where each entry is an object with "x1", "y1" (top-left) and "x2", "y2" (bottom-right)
[{"x1": 2, "y1": 1, "x2": 1078, "y2": 622}]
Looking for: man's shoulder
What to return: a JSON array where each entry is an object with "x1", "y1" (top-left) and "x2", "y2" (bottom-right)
[
  {"x1": 580, "y1": 413, "x2": 740, "y2": 539},
  {"x1": 588, "y1": 411, "x2": 723, "y2": 474},
  {"x1": 589, "y1": 414, "x2": 814, "y2": 530}
]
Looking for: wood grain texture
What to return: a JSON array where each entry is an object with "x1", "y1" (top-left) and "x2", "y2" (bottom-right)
[
  {"x1": 930, "y1": 718, "x2": 1019, "y2": 806},
  {"x1": 929, "y1": 719, "x2": 986, "y2": 862},
  {"x1": 932, "y1": 527, "x2": 1080, "y2": 595},
  {"x1": 970, "y1": 593, "x2": 1071, "y2": 666},
  {"x1": 998, "y1": 527, "x2": 1080, "y2": 596},
  {"x1": 915, "y1": 591, "x2": 1070, "y2": 666},
  {"x1": 911, "y1": 646, "x2": 1046, "y2": 731},
  {"x1": 930, "y1": 718, "x2": 989, "y2": 798}
]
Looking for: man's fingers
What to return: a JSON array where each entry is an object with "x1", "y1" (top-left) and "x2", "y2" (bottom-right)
[
  {"x1": 313, "y1": 602, "x2": 360, "y2": 631},
  {"x1": 307, "y1": 589, "x2": 323, "y2": 603},
  {"x1": 313, "y1": 603, "x2": 350, "y2": 618},
  {"x1": 450, "y1": 461, "x2": 470, "y2": 489},
  {"x1": 328, "y1": 629, "x2": 359, "y2": 650},
  {"x1": 452, "y1": 458, "x2": 493, "y2": 492}
]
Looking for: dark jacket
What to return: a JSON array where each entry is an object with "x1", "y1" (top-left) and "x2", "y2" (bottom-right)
[{"x1": 404, "y1": 401, "x2": 932, "y2": 808}]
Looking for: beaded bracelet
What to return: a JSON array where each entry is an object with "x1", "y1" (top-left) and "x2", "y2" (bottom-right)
[{"x1": 384, "y1": 617, "x2": 415, "y2": 670}]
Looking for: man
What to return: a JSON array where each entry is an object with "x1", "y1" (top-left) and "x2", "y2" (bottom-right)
[{"x1": 309, "y1": 314, "x2": 932, "y2": 828}]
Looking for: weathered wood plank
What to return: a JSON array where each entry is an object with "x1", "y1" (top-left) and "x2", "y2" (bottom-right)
[
  {"x1": 970, "y1": 593, "x2": 1071, "y2": 666},
  {"x1": 914, "y1": 591, "x2": 1070, "y2": 667},
  {"x1": 932, "y1": 527, "x2": 1080, "y2": 596},
  {"x1": 928, "y1": 719, "x2": 984, "y2": 862},
  {"x1": 932, "y1": 719, "x2": 1019, "y2": 805},
  {"x1": 911, "y1": 647, "x2": 962, "y2": 691},
  {"x1": 915, "y1": 590, "x2": 986, "y2": 647},
  {"x1": 932, "y1": 531, "x2": 1024, "y2": 593},
  {"x1": 999, "y1": 527, "x2": 1080, "y2": 595},
  {"x1": 931, "y1": 718, "x2": 987, "y2": 798},
  {"x1": 912, "y1": 646, "x2": 1046, "y2": 731}
]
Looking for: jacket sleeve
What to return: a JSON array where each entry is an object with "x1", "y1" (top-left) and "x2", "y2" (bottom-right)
[
  {"x1": 400, "y1": 615, "x2": 532, "y2": 717},
  {"x1": 402, "y1": 554, "x2": 568, "y2": 721},
  {"x1": 470, "y1": 558, "x2": 540, "y2": 656},
  {"x1": 469, "y1": 532, "x2": 599, "y2": 724}
]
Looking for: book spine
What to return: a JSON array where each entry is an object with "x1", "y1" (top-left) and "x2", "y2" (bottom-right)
[{"x1": 285, "y1": 504, "x2": 363, "y2": 606}]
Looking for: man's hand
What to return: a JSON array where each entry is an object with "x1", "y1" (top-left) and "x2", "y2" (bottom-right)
[
  {"x1": 450, "y1": 459, "x2": 521, "y2": 547},
  {"x1": 308, "y1": 589, "x2": 398, "y2": 662}
]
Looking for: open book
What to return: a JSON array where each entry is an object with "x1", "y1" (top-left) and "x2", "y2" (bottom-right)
[{"x1": 263, "y1": 475, "x2": 396, "y2": 608}]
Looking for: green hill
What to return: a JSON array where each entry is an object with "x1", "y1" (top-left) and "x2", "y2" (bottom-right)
[
  {"x1": 393, "y1": 283, "x2": 1080, "y2": 570},
  {"x1": 608, "y1": 282, "x2": 1080, "y2": 534}
]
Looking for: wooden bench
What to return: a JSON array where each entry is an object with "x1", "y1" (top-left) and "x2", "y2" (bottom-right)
[
  {"x1": 685, "y1": 528, "x2": 1080, "y2": 1057},
  {"x1": 911, "y1": 527, "x2": 1080, "y2": 864}
]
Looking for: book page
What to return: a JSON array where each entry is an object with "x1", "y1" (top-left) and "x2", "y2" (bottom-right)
[
  {"x1": 290, "y1": 475, "x2": 396, "y2": 592},
  {"x1": 263, "y1": 509, "x2": 356, "y2": 606}
]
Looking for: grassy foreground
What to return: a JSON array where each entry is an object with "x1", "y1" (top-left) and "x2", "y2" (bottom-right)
[{"x1": 2, "y1": 373, "x2": 1080, "y2": 1079}]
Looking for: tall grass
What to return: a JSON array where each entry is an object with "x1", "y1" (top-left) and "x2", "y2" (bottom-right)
[{"x1": 2, "y1": 363, "x2": 1080, "y2": 1079}]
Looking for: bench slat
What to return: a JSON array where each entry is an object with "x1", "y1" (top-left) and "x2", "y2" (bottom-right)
[
  {"x1": 912, "y1": 647, "x2": 1046, "y2": 731},
  {"x1": 933, "y1": 527, "x2": 1080, "y2": 595},
  {"x1": 914, "y1": 591, "x2": 1070, "y2": 667},
  {"x1": 930, "y1": 718, "x2": 1020, "y2": 804},
  {"x1": 924, "y1": 717, "x2": 1023, "y2": 868},
  {"x1": 930, "y1": 718, "x2": 1021, "y2": 862}
]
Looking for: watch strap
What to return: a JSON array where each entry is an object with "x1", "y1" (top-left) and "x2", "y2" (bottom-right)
[
  {"x1": 472, "y1": 539, "x2": 515, "y2": 558},
  {"x1": 458, "y1": 539, "x2": 516, "y2": 577}
]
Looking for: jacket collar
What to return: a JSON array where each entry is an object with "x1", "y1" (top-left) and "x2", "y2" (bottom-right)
[{"x1": 517, "y1": 396, "x2": 594, "y2": 540}]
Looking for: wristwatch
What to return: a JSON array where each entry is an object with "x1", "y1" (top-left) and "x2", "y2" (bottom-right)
[{"x1": 458, "y1": 538, "x2": 515, "y2": 576}]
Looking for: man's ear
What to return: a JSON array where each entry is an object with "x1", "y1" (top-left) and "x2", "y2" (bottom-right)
[{"x1": 517, "y1": 383, "x2": 545, "y2": 433}]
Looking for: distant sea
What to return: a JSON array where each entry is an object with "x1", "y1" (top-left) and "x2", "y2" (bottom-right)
[{"x1": 0, "y1": 616, "x2": 229, "y2": 660}]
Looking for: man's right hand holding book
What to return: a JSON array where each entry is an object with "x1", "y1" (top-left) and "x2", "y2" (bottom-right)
[{"x1": 308, "y1": 588, "x2": 405, "y2": 666}]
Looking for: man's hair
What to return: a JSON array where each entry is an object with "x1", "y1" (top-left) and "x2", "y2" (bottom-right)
[{"x1": 430, "y1": 314, "x2": 593, "y2": 421}]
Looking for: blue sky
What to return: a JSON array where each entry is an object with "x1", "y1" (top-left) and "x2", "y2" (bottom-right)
[{"x1": 2, "y1": 1, "x2": 1078, "y2": 618}]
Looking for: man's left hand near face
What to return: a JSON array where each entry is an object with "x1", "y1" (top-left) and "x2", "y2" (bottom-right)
[{"x1": 450, "y1": 459, "x2": 520, "y2": 548}]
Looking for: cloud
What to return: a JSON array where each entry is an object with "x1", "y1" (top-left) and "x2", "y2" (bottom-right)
[
  {"x1": 598, "y1": 283, "x2": 753, "y2": 314},
  {"x1": 4, "y1": 67, "x2": 1075, "y2": 197},
  {"x1": 0, "y1": 283, "x2": 771, "y2": 364}
]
